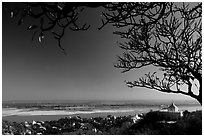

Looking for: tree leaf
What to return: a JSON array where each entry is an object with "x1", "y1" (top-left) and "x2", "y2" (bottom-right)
[
  {"x1": 38, "y1": 36, "x2": 42, "y2": 43},
  {"x1": 38, "y1": 32, "x2": 44, "y2": 43},
  {"x1": 27, "y1": 25, "x2": 38, "y2": 30},
  {"x1": 10, "y1": 11, "x2": 14, "y2": 18}
]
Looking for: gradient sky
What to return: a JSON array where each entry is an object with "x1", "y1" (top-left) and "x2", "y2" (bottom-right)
[{"x1": 2, "y1": 3, "x2": 195, "y2": 102}]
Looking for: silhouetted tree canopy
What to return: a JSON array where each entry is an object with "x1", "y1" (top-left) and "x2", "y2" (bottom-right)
[
  {"x1": 4, "y1": 2, "x2": 109, "y2": 54},
  {"x1": 4, "y1": 2, "x2": 202, "y2": 104},
  {"x1": 110, "y1": 2, "x2": 202, "y2": 105}
]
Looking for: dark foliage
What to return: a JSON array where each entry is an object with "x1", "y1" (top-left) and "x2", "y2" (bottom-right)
[{"x1": 125, "y1": 110, "x2": 202, "y2": 135}]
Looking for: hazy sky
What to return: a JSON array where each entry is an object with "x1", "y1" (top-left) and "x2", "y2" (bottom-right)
[{"x1": 2, "y1": 3, "x2": 194, "y2": 102}]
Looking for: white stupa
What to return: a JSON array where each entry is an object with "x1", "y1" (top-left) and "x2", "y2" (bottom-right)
[
  {"x1": 160, "y1": 102, "x2": 179, "y2": 112},
  {"x1": 159, "y1": 102, "x2": 183, "y2": 117},
  {"x1": 167, "y1": 102, "x2": 179, "y2": 112}
]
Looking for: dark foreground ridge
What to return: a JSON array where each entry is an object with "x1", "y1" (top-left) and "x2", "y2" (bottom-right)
[{"x1": 2, "y1": 110, "x2": 201, "y2": 135}]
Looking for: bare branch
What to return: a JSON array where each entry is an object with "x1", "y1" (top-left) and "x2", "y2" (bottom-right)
[
  {"x1": 8, "y1": 2, "x2": 109, "y2": 53},
  {"x1": 113, "y1": 2, "x2": 202, "y2": 104}
]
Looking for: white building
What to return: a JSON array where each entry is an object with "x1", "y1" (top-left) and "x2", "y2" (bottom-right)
[
  {"x1": 160, "y1": 102, "x2": 183, "y2": 117},
  {"x1": 160, "y1": 102, "x2": 178, "y2": 112},
  {"x1": 167, "y1": 102, "x2": 179, "y2": 112}
]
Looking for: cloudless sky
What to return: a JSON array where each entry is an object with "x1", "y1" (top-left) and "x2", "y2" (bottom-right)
[{"x1": 2, "y1": 3, "x2": 195, "y2": 102}]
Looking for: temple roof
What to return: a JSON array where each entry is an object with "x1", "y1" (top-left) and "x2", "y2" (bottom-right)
[{"x1": 168, "y1": 102, "x2": 178, "y2": 109}]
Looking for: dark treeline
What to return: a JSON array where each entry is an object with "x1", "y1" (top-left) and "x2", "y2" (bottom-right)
[{"x1": 2, "y1": 110, "x2": 201, "y2": 135}]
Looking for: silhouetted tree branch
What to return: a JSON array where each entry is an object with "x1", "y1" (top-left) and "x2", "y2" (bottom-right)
[
  {"x1": 5, "y1": 2, "x2": 109, "y2": 55},
  {"x1": 106, "y1": 2, "x2": 202, "y2": 104},
  {"x1": 4, "y1": 2, "x2": 202, "y2": 104},
  {"x1": 99, "y1": 3, "x2": 167, "y2": 30}
]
